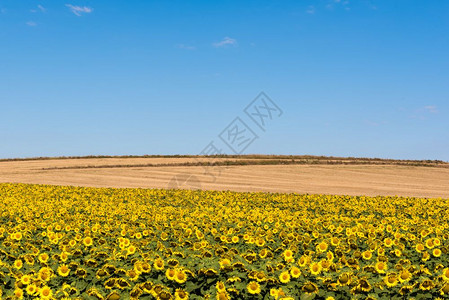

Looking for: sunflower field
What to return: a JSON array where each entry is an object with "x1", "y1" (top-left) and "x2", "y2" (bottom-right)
[{"x1": 0, "y1": 183, "x2": 449, "y2": 300}]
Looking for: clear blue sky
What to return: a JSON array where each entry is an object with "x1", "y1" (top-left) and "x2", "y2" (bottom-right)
[{"x1": 1, "y1": 1, "x2": 448, "y2": 160}]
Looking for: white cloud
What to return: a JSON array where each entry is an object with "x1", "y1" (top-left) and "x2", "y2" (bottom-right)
[
  {"x1": 66, "y1": 4, "x2": 93, "y2": 16},
  {"x1": 410, "y1": 105, "x2": 439, "y2": 120},
  {"x1": 326, "y1": 0, "x2": 350, "y2": 10},
  {"x1": 176, "y1": 44, "x2": 196, "y2": 50},
  {"x1": 424, "y1": 105, "x2": 438, "y2": 114},
  {"x1": 306, "y1": 5, "x2": 315, "y2": 14},
  {"x1": 213, "y1": 37, "x2": 237, "y2": 48},
  {"x1": 31, "y1": 5, "x2": 46, "y2": 13},
  {"x1": 26, "y1": 21, "x2": 37, "y2": 26}
]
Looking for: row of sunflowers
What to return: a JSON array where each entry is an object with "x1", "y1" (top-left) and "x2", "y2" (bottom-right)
[{"x1": 0, "y1": 183, "x2": 448, "y2": 299}]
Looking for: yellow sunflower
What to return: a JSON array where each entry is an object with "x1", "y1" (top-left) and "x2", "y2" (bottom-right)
[
  {"x1": 399, "y1": 269, "x2": 412, "y2": 283},
  {"x1": 375, "y1": 261, "x2": 387, "y2": 274},
  {"x1": 302, "y1": 282, "x2": 318, "y2": 294},
  {"x1": 384, "y1": 273, "x2": 398, "y2": 287},
  {"x1": 362, "y1": 250, "x2": 373, "y2": 260},
  {"x1": 57, "y1": 264, "x2": 70, "y2": 277},
  {"x1": 154, "y1": 258, "x2": 165, "y2": 271},
  {"x1": 425, "y1": 238, "x2": 434, "y2": 249},
  {"x1": 14, "y1": 288, "x2": 24, "y2": 300},
  {"x1": 247, "y1": 281, "x2": 261, "y2": 294},
  {"x1": 279, "y1": 271, "x2": 291, "y2": 283},
  {"x1": 298, "y1": 255, "x2": 308, "y2": 267},
  {"x1": 433, "y1": 248, "x2": 442, "y2": 257},
  {"x1": 83, "y1": 236, "x2": 93, "y2": 247},
  {"x1": 317, "y1": 241, "x2": 328, "y2": 252},
  {"x1": 283, "y1": 249, "x2": 294, "y2": 261},
  {"x1": 310, "y1": 262, "x2": 322, "y2": 276},
  {"x1": 39, "y1": 286, "x2": 53, "y2": 299},
  {"x1": 175, "y1": 269, "x2": 187, "y2": 284},
  {"x1": 330, "y1": 237, "x2": 340, "y2": 247},
  {"x1": 383, "y1": 238, "x2": 393, "y2": 248},
  {"x1": 14, "y1": 259, "x2": 23, "y2": 270},
  {"x1": 165, "y1": 268, "x2": 176, "y2": 281},
  {"x1": 338, "y1": 273, "x2": 351, "y2": 286},
  {"x1": 26, "y1": 284, "x2": 38, "y2": 296},
  {"x1": 175, "y1": 289, "x2": 189, "y2": 300},
  {"x1": 419, "y1": 279, "x2": 435, "y2": 291},
  {"x1": 20, "y1": 274, "x2": 31, "y2": 285},
  {"x1": 38, "y1": 253, "x2": 49, "y2": 264},
  {"x1": 216, "y1": 281, "x2": 226, "y2": 293},
  {"x1": 290, "y1": 266, "x2": 301, "y2": 278}
]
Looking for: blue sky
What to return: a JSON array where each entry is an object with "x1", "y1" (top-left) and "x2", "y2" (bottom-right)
[{"x1": 0, "y1": 1, "x2": 448, "y2": 160}]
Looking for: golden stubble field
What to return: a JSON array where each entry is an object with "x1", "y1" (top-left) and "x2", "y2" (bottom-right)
[{"x1": 1, "y1": 156, "x2": 449, "y2": 198}]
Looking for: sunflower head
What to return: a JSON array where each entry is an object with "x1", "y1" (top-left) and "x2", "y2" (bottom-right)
[
  {"x1": 330, "y1": 237, "x2": 340, "y2": 246},
  {"x1": 75, "y1": 268, "x2": 87, "y2": 278},
  {"x1": 154, "y1": 258, "x2": 165, "y2": 271},
  {"x1": 216, "y1": 281, "x2": 226, "y2": 292},
  {"x1": 14, "y1": 259, "x2": 23, "y2": 270},
  {"x1": 14, "y1": 288, "x2": 24, "y2": 299},
  {"x1": 38, "y1": 253, "x2": 49, "y2": 264},
  {"x1": 384, "y1": 238, "x2": 393, "y2": 248},
  {"x1": 175, "y1": 269, "x2": 187, "y2": 284},
  {"x1": 362, "y1": 250, "x2": 373, "y2": 260},
  {"x1": 106, "y1": 292, "x2": 121, "y2": 300},
  {"x1": 83, "y1": 236, "x2": 93, "y2": 247},
  {"x1": 39, "y1": 286, "x2": 52, "y2": 299},
  {"x1": 358, "y1": 278, "x2": 372, "y2": 292},
  {"x1": 433, "y1": 248, "x2": 442, "y2": 257},
  {"x1": 416, "y1": 243, "x2": 425, "y2": 253},
  {"x1": 246, "y1": 281, "x2": 261, "y2": 295},
  {"x1": 279, "y1": 271, "x2": 291, "y2": 283},
  {"x1": 338, "y1": 273, "x2": 351, "y2": 286},
  {"x1": 298, "y1": 255, "x2": 308, "y2": 267},
  {"x1": 127, "y1": 245, "x2": 136, "y2": 255},
  {"x1": 419, "y1": 278, "x2": 435, "y2": 291},
  {"x1": 302, "y1": 282, "x2": 318, "y2": 294},
  {"x1": 104, "y1": 278, "x2": 116, "y2": 290},
  {"x1": 165, "y1": 268, "x2": 176, "y2": 280},
  {"x1": 283, "y1": 249, "x2": 293, "y2": 260},
  {"x1": 375, "y1": 261, "x2": 387, "y2": 274},
  {"x1": 290, "y1": 266, "x2": 301, "y2": 278},
  {"x1": 399, "y1": 269, "x2": 412, "y2": 282},
  {"x1": 310, "y1": 262, "x2": 322, "y2": 276},
  {"x1": 384, "y1": 273, "x2": 398, "y2": 287},
  {"x1": 58, "y1": 264, "x2": 70, "y2": 277},
  {"x1": 20, "y1": 274, "x2": 31, "y2": 285},
  {"x1": 317, "y1": 241, "x2": 328, "y2": 252},
  {"x1": 26, "y1": 284, "x2": 38, "y2": 296}
]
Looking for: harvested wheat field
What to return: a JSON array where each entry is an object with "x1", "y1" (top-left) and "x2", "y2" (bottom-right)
[{"x1": 1, "y1": 155, "x2": 448, "y2": 198}]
